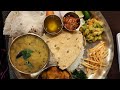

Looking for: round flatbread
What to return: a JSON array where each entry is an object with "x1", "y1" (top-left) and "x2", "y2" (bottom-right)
[{"x1": 42, "y1": 31, "x2": 84, "y2": 70}]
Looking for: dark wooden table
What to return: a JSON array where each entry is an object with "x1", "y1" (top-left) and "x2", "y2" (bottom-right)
[
  {"x1": 0, "y1": 12, "x2": 9, "y2": 79},
  {"x1": 1, "y1": 11, "x2": 120, "y2": 79},
  {"x1": 101, "y1": 11, "x2": 120, "y2": 79}
]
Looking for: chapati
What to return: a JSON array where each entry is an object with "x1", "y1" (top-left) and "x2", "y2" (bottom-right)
[{"x1": 42, "y1": 31, "x2": 84, "y2": 70}]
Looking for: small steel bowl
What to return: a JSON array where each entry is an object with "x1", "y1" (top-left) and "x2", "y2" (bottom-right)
[
  {"x1": 44, "y1": 15, "x2": 63, "y2": 35},
  {"x1": 8, "y1": 33, "x2": 50, "y2": 78},
  {"x1": 63, "y1": 12, "x2": 80, "y2": 31},
  {"x1": 37, "y1": 65, "x2": 72, "y2": 79}
]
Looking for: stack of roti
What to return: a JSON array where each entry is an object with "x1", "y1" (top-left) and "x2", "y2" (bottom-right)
[
  {"x1": 3, "y1": 11, "x2": 46, "y2": 37},
  {"x1": 42, "y1": 31, "x2": 84, "y2": 71}
]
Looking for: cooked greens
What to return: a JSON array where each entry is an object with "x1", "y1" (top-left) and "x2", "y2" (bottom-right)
[
  {"x1": 25, "y1": 61, "x2": 34, "y2": 68},
  {"x1": 16, "y1": 49, "x2": 34, "y2": 68},
  {"x1": 16, "y1": 49, "x2": 33, "y2": 60},
  {"x1": 72, "y1": 69, "x2": 87, "y2": 79}
]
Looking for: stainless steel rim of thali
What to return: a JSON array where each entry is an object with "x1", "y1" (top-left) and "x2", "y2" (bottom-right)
[{"x1": 89, "y1": 11, "x2": 114, "y2": 79}]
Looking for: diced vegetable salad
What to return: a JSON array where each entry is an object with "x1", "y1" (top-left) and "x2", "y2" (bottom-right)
[{"x1": 80, "y1": 18, "x2": 104, "y2": 43}]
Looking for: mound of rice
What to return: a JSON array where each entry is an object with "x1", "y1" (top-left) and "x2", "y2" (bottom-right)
[{"x1": 3, "y1": 11, "x2": 46, "y2": 37}]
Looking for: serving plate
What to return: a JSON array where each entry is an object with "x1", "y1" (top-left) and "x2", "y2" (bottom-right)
[{"x1": 5, "y1": 11, "x2": 114, "y2": 79}]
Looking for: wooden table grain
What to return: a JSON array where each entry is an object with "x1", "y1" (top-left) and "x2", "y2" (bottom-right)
[{"x1": 101, "y1": 11, "x2": 120, "y2": 79}]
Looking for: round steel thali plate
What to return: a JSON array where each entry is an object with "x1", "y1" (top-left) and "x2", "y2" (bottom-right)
[{"x1": 5, "y1": 11, "x2": 114, "y2": 79}]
